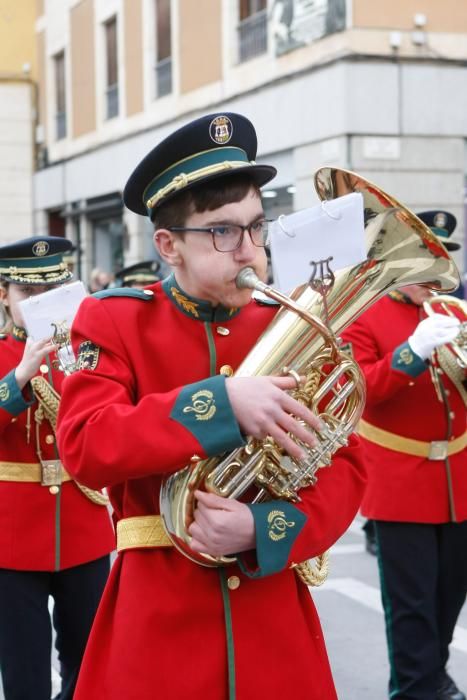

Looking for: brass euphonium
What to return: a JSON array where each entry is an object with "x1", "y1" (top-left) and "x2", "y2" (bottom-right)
[{"x1": 160, "y1": 167, "x2": 460, "y2": 568}]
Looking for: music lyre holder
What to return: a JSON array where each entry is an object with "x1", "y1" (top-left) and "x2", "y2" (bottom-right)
[{"x1": 308, "y1": 256, "x2": 334, "y2": 327}]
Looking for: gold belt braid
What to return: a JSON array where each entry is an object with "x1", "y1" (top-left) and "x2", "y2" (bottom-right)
[
  {"x1": 0, "y1": 461, "x2": 72, "y2": 483},
  {"x1": 358, "y1": 419, "x2": 467, "y2": 460},
  {"x1": 116, "y1": 515, "x2": 173, "y2": 552},
  {"x1": 0, "y1": 461, "x2": 108, "y2": 506}
]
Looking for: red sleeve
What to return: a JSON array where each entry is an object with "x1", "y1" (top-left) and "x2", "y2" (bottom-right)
[
  {"x1": 57, "y1": 297, "x2": 242, "y2": 489},
  {"x1": 341, "y1": 315, "x2": 425, "y2": 406}
]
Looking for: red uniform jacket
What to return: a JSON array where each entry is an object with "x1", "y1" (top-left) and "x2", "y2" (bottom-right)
[
  {"x1": 57, "y1": 276, "x2": 366, "y2": 700},
  {"x1": 0, "y1": 332, "x2": 115, "y2": 571},
  {"x1": 342, "y1": 295, "x2": 467, "y2": 523}
]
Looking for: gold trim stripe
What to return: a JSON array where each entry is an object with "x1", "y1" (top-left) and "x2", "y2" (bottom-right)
[
  {"x1": 146, "y1": 160, "x2": 251, "y2": 210},
  {"x1": 0, "y1": 461, "x2": 71, "y2": 483},
  {"x1": 358, "y1": 419, "x2": 467, "y2": 458},
  {"x1": 116, "y1": 515, "x2": 173, "y2": 552},
  {"x1": 0, "y1": 263, "x2": 68, "y2": 273}
]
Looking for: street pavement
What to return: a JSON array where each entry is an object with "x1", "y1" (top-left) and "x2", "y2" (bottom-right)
[{"x1": 1, "y1": 515, "x2": 466, "y2": 699}]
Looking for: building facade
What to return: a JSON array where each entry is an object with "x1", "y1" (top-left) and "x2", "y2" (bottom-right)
[
  {"x1": 0, "y1": 0, "x2": 37, "y2": 240},
  {"x1": 32, "y1": 0, "x2": 467, "y2": 285}
]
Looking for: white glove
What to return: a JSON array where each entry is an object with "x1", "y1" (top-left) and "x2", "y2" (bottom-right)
[{"x1": 408, "y1": 313, "x2": 461, "y2": 360}]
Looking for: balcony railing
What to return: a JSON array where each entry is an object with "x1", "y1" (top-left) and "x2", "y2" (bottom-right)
[
  {"x1": 55, "y1": 111, "x2": 66, "y2": 140},
  {"x1": 106, "y1": 83, "x2": 119, "y2": 119},
  {"x1": 155, "y1": 57, "x2": 172, "y2": 98},
  {"x1": 238, "y1": 9, "x2": 268, "y2": 63}
]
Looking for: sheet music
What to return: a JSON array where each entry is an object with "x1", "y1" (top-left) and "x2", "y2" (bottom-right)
[
  {"x1": 19, "y1": 281, "x2": 88, "y2": 341},
  {"x1": 269, "y1": 192, "x2": 366, "y2": 292}
]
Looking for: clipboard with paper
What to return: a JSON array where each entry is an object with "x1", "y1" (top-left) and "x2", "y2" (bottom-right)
[
  {"x1": 269, "y1": 192, "x2": 366, "y2": 292},
  {"x1": 19, "y1": 281, "x2": 88, "y2": 373}
]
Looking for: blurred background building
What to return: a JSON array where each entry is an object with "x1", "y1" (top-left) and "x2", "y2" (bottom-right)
[
  {"x1": 1, "y1": 0, "x2": 467, "y2": 287},
  {"x1": 0, "y1": 2, "x2": 36, "y2": 239}
]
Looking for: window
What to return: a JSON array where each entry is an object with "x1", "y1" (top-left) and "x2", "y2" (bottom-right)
[
  {"x1": 54, "y1": 51, "x2": 66, "y2": 139},
  {"x1": 105, "y1": 17, "x2": 119, "y2": 119},
  {"x1": 238, "y1": 0, "x2": 267, "y2": 62},
  {"x1": 155, "y1": 0, "x2": 172, "y2": 97}
]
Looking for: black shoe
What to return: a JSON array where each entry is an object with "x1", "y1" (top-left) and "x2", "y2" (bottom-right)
[{"x1": 437, "y1": 672, "x2": 466, "y2": 700}]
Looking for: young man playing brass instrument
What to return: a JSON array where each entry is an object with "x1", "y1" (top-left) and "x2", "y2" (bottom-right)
[{"x1": 57, "y1": 112, "x2": 366, "y2": 699}]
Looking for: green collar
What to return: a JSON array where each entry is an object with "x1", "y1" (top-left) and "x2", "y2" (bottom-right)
[
  {"x1": 162, "y1": 273, "x2": 241, "y2": 322},
  {"x1": 388, "y1": 290, "x2": 414, "y2": 305},
  {"x1": 12, "y1": 325, "x2": 27, "y2": 342}
]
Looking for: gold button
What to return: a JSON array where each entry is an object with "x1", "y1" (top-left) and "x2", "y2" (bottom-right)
[
  {"x1": 449, "y1": 411, "x2": 455, "y2": 419},
  {"x1": 143, "y1": 289, "x2": 154, "y2": 296},
  {"x1": 49, "y1": 486, "x2": 60, "y2": 495},
  {"x1": 190, "y1": 454, "x2": 201, "y2": 463},
  {"x1": 45, "y1": 434, "x2": 55, "y2": 444},
  {"x1": 40, "y1": 364, "x2": 49, "y2": 374},
  {"x1": 227, "y1": 575, "x2": 240, "y2": 590},
  {"x1": 216, "y1": 327, "x2": 230, "y2": 336},
  {"x1": 220, "y1": 365, "x2": 234, "y2": 377},
  {"x1": 409, "y1": 381, "x2": 415, "y2": 387}
]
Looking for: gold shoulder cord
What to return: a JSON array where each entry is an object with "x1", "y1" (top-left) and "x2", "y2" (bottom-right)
[{"x1": 30, "y1": 376, "x2": 109, "y2": 506}]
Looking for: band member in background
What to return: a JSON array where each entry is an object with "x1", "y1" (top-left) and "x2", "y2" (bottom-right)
[
  {"x1": 57, "y1": 112, "x2": 366, "y2": 700},
  {"x1": 114, "y1": 259, "x2": 161, "y2": 289},
  {"x1": 342, "y1": 212, "x2": 467, "y2": 700},
  {"x1": 0, "y1": 237, "x2": 115, "y2": 700}
]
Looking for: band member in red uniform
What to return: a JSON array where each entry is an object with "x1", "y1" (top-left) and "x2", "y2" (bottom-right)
[
  {"x1": 0, "y1": 236, "x2": 115, "y2": 700},
  {"x1": 342, "y1": 211, "x2": 466, "y2": 700},
  {"x1": 114, "y1": 260, "x2": 161, "y2": 289},
  {"x1": 57, "y1": 112, "x2": 366, "y2": 700}
]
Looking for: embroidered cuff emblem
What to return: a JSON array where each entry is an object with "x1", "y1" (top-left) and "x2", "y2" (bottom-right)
[
  {"x1": 77, "y1": 341, "x2": 100, "y2": 371},
  {"x1": 267, "y1": 509, "x2": 295, "y2": 542},
  {"x1": 397, "y1": 347, "x2": 414, "y2": 365},
  {"x1": 0, "y1": 382, "x2": 10, "y2": 402},
  {"x1": 182, "y1": 389, "x2": 216, "y2": 421}
]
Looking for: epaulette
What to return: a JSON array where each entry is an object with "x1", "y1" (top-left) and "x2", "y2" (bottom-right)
[
  {"x1": 93, "y1": 288, "x2": 154, "y2": 301},
  {"x1": 253, "y1": 291, "x2": 280, "y2": 307}
]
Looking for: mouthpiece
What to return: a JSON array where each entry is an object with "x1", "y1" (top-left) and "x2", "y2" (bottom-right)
[{"x1": 236, "y1": 267, "x2": 263, "y2": 291}]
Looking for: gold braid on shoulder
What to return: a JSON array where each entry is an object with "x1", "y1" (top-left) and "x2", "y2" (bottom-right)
[{"x1": 30, "y1": 376, "x2": 109, "y2": 506}]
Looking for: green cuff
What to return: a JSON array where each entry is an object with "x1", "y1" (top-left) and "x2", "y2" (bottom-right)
[
  {"x1": 170, "y1": 375, "x2": 245, "y2": 457},
  {"x1": 0, "y1": 370, "x2": 34, "y2": 415},
  {"x1": 238, "y1": 501, "x2": 307, "y2": 578},
  {"x1": 391, "y1": 341, "x2": 427, "y2": 377}
]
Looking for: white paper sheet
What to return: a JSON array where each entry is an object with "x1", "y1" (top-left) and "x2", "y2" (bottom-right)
[
  {"x1": 19, "y1": 281, "x2": 87, "y2": 341},
  {"x1": 269, "y1": 192, "x2": 366, "y2": 292}
]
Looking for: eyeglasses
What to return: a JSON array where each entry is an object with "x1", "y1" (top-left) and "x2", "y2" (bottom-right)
[{"x1": 168, "y1": 219, "x2": 273, "y2": 253}]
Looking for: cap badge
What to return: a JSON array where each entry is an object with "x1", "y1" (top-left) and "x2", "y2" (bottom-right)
[
  {"x1": 209, "y1": 116, "x2": 233, "y2": 145},
  {"x1": 32, "y1": 240, "x2": 50, "y2": 257},
  {"x1": 433, "y1": 212, "x2": 447, "y2": 229}
]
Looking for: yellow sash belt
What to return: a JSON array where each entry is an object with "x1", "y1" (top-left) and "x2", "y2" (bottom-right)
[
  {"x1": 358, "y1": 419, "x2": 467, "y2": 461},
  {"x1": 0, "y1": 460, "x2": 71, "y2": 483},
  {"x1": 116, "y1": 515, "x2": 173, "y2": 552}
]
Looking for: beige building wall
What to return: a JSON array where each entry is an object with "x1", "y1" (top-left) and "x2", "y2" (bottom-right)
[
  {"x1": 0, "y1": 0, "x2": 36, "y2": 78},
  {"x1": 353, "y1": 0, "x2": 467, "y2": 32},
  {"x1": 179, "y1": 0, "x2": 222, "y2": 95},
  {"x1": 36, "y1": 28, "x2": 47, "y2": 143},
  {"x1": 0, "y1": 81, "x2": 34, "y2": 241},
  {"x1": 124, "y1": 0, "x2": 143, "y2": 117},
  {"x1": 71, "y1": 0, "x2": 96, "y2": 138}
]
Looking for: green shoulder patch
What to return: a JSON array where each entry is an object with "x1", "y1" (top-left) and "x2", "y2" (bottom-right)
[{"x1": 93, "y1": 288, "x2": 154, "y2": 301}]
